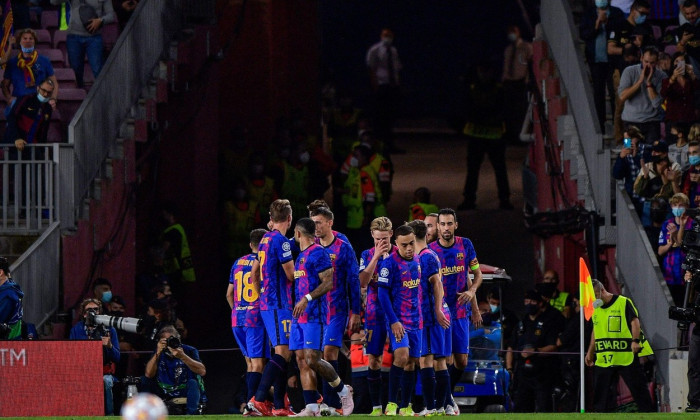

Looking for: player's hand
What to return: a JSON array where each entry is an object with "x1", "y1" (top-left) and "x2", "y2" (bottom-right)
[
  {"x1": 435, "y1": 308, "x2": 450, "y2": 329},
  {"x1": 390, "y1": 321, "x2": 405, "y2": 342},
  {"x1": 471, "y1": 309, "x2": 483, "y2": 328},
  {"x1": 585, "y1": 351, "x2": 595, "y2": 367},
  {"x1": 373, "y1": 239, "x2": 390, "y2": 259},
  {"x1": 349, "y1": 313, "x2": 362, "y2": 332},
  {"x1": 169, "y1": 345, "x2": 185, "y2": 359},
  {"x1": 457, "y1": 289, "x2": 475, "y2": 304},
  {"x1": 293, "y1": 297, "x2": 309, "y2": 318},
  {"x1": 14, "y1": 139, "x2": 27, "y2": 151},
  {"x1": 631, "y1": 341, "x2": 641, "y2": 354}
]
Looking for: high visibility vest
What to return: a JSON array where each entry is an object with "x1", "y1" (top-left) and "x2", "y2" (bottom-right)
[
  {"x1": 281, "y1": 161, "x2": 308, "y2": 218},
  {"x1": 592, "y1": 296, "x2": 652, "y2": 367},
  {"x1": 350, "y1": 343, "x2": 369, "y2": 373},
  {"x1": 224, "y1": 200, "x2": 259, "y2": 260},
  {"x1": 342, "y1": 167, "x2": 364, "y2": 229},
  {"x1": 408, "y1": 202, "x2": 440, "y2": 221},
  {"x1": 550, "y1": 291, "x2": 570, "y2": 313},
  {"x1": 162, "y1": 223, "x2": 196, "y2": 283}
]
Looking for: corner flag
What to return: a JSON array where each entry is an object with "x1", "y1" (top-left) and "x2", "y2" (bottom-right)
[{"x1": 579, "y1": 257, "x2": 595, "y2": 321}]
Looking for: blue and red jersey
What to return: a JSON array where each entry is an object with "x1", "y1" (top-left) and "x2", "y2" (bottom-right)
[
  {"x1": 377, "y1": 251, "x2": 423, "y2": 330},
  {"x1": 659, "y1": 217, "x2": 694, "y2": 286},
  {"x1": 294, "y1": 243, "x2": 333, "y2": 324},
  {"x1": 360, "y1": 245, "x2": 397, "y2": 324},
  {"x1": 258, "y1": 230, "x2": 294, "y2": 311},
  {"x1": 316, "y1": 235, "x2": 361, "y2": 321},
  {"x1": 429, "y1": 236, "x2": 479, "y2": 319},
  {"x1": 229, "y1": 253, "x2": 262, "y2": 328},
  {"x1": 418, "y1": 247, "x2": 450, "y2": 327}
]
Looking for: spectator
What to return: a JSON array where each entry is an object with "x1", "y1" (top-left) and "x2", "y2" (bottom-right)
[
  {"x1": 680, "y1": 141, "x2": 700, "y2": 206},
  {"x1": 647, "y1": 196, "x2": 671, "y2": 258},
  {"x1": 328, "y1": 94, "x2": 364, "y2": 166},
  {"x1": 366, "y1": 28, "x2": 403, "y2": 154},
  {"x1": 0, "y1": 256, "x2": 23, "y2": 340},
  {"x1": 246, "y1": 155, "x2": 278, "y2": 219},
  {"x1": 676, "y1": 0, "x2": 700, "y2": 78},
  {"x1": 275, "y1": 140, "x2": 311, "y2": 220},
  {"x1": 143, "y1": 325, "x2": 206, "y2": 415},
  {"x1": 690, "y1": 122, "x2": 700, "y2": 141},
  {"x1": 70, "y1": 298, "x2": 120, "y2": 415},
  {"x1": 502, "y1": 25, "x2": 533, "y2": 144},
  {"x1": 469, "y1": 301, "x2": 501, "y2": 361},
  {"x1": 634, "y1": 155, "x2": 677, "y2": 201},
  {"x1": 661, "y1": 53, "x2": 699, "y2": 136},
  {"x1": 92, "y1": 276, "x2": 113, "y2": 311},
  {"x1": 652, "y1": 139, "x2": 684, "y2": 170},
  {"x1": 457, "y1": 62, "x2": 512, "y2": 210},
  {"x1": 486, "y1": 286, "x2": 518, "y2": 352},
  {"x1": 223, "y1": 178, "x2": 261, "y2": 262},
  {"x1": 341, "y1": 144, "x2": 376, "y2": 249},
  {"x1": 408, "y1": 187, "x2": 439, "y2": 221},
  {"x1": 580, "y1": 0, "x2": 625, "y2": 131},
  {"x1": 613, "y1": 126, "x2": 648, "y2": 210},
  {"x1": 669, "y1": 122, "x2": 692, "y2": 171},
  {"x1": 619, "y1": 46, "x2": 668, "y2": 144},
  {"x1": 160, "y1": 201, "x2": 196, "y2": 299},
  {"x1": 1, "y1": 28, "x2": 58, "y2": 107},
  {"x1": 658, "y1": 192, "x2": 694, "y2": 306},
  {"x1": 3, "y1": 78, "x2": 56, "y2": 155},
  {"x1": 11, "y1": 0, "x2": 31, "y2": 30},
  {"x1": 658, "y1": 52, "x2": 673, "y2": 77},
  {"x1": 608, "y1": 0, "x2": 653, "y2": 78},
  {"x1": 112, "y1": 0, "x2": 138, "y2": 31},
  {"x1": 50, "y1": 0, "x2": 116, "y2": 88},
  {"x1": 540, "y1": 269, "x2": 574, "y2": 319},
  {"x1": 141, "y1": 298, "x2": 173, "y2": 350}
]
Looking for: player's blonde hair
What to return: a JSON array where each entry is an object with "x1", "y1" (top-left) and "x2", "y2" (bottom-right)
[
  {"x1": 269, "y1": 199, "x2": 292, "y2": 222},
  {"x1": 370, "y1": 216, "x2": 392, "y2": 232}
]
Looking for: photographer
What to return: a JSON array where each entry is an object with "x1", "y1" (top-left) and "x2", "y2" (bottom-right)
[
  {"x1": 682, "y1": 270, "x2": 700, "y2": 412},
  {"x1": 0, "y1": 256, "x2": 23, "y2": 340},
  {"x1": 69, "y1": 298, "x2": 120, "y2": 415},
  {"x1": 144, "y1": 325, "x2": 206, "y2": 415}
]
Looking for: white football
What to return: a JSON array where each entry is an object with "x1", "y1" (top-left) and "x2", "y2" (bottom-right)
[{"x1": 121, "y1": 393, "x2": 168, "y2": 420}]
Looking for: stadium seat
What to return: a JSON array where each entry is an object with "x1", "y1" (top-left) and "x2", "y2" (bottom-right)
[
  {"x1": 37, "y1": 48, "x2": 66, "y2": 69},
  {"x1": 36, "y1": 29, "x2": 52, "y2": 49},
  {"x1": 52, "y1": 30, "x2": 68, "y2": 63},
  {"x1": 54, "y1": 68, "x2": 77, "y2": 88},
  {"x1": 47, "y1": 109, "x2": 64, "y2": 143},
  {"x1": 40, "y1": 11, "x2": 59, "y2": 36},
  {"x1": 56, "y1": 87, "x2": 86, "y2": 125},
  {"x1": 102, "y1": 22, "x2": 119, "y2": 52},
  {"x1": 664, "y1": 44, "x2": 678, "y2": 57},
  {"x1": 652, "y1": 25, "x2": 662, "y2": 41}
]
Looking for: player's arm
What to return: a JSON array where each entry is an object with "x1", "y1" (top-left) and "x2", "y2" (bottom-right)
[
  {"x1": 430, "y1": 272, "x2": 450, "y2": 328},
  {"x1": 627, "y1": 300, "x2": 642, "y2": 353},
  {"x1": 293, "y1": 267, "x2": 334, "y2": 318},
  {"x1": 347, "y1": 251, "x2": 363, "y2": 331},
  {"x1": 282, "y1": 260, "x2": 295, "y2": 282},
  {"x1": 226, "y1": 283, "x2": 235, "y2": 309},
  {"x1": 585, "y1": 329, "x2": 596, "y2": 366},
  {"x1": 378, "y1": 285, "x2": 404, "y2": 340},
  {"x1": 458, "y1": 264, "x2": 482, "y2": 304},
  {"x1": 250, "y1": 259, "x2": 261, "y2": 295}
]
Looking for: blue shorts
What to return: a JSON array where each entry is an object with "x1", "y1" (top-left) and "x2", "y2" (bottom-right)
[
  {"x1": 421, "y1": 324, "x2": 447, "y2": 358},
  {"x1": 232, "y1": 326, "x2": 269, "y2": 359},
  {"x1": 451, "y1": 317, "x2": 470, "y2": 355},
  {"x1": 392, "y1": 328, "x2": 422, "y2": 359},
  {"x1": 289, "y1": 321, "x2": 323, "y2": 351},
  {"x1": 261, "y1": 309, "x2": 292, "y2": 347},
  {"x1": 323, "y1": 314, "x2": 348, "y2": 347},
  {"x1": 365, "y1": 320, "x2": 388, "y2": 356}
]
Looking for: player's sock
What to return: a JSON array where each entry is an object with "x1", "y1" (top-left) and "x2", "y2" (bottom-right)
[
  {"x1": 273, "y1": 368, "x2": 288, "y2": 409},
  {"x1": 420, "y1": 367, "x2": 437, "y2": 410},
  {"x1": 330, "y1": 374, "x2": 348, "y2": 396},
  {"x1": 254, "y1": 354, "x2": 287, "y2": 404},
  {"x1": 368, "y1": 368, "x2": 382, "y2": 407},
  {"x1": 324, "y1": 360, "x2": 342, "y2": 408},
  {"x1": 448, "y1": 364, "x2": 463, "y2": 395},
  {"x1": 388, "y1": 364, "x2": 404, "y2": 404},
  {"x1": 435, "y1": 369, "x2": 449, "y2": 409},
  {"x1": 248, "y1": 371, "x2": 262, "y2": 401},
  {"x1": 400, "y1": 368, "x2": 416, "y2": 409},
  {"x1": 303, "y1": 390, "x2": 321, "y2": 409}
]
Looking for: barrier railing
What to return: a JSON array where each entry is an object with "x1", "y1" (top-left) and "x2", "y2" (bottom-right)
[{"x1": 1, "y1": 144, "x2": 59, "y2": 233}]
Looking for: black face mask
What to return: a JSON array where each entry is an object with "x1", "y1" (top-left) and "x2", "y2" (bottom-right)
[
  {"x1": 651, "y1": 154, "x2": 662, "y2": 163},
  {"x1": 525, "y1": 303, "x2": 539, "y2": 316}
]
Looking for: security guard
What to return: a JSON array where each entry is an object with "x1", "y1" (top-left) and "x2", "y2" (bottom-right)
[
  {"x1": 585, "y1": 279, "x2": 655, "y2": 412},
  {"x1": 541, "y1": 269, "x2": 572, "y2": 318},
  {"x1": 506, "y1": 289, "x2": 566, "y2": 412}
]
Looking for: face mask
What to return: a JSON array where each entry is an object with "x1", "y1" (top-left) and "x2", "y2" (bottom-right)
[
  {"x1": 382, "y1": 37, "x2": 393, "y2": 45},
  {"x1": 299, "y1": 151, "x2": 310, "y2": 164},
  {"x1": 635, "y1": 13, "x2": 646, "y2": 25},
  {"x1": 489, "y1": 304, "x2": 499, "y2": 313},
  {"x1": 101, "y1": 291, "x2": 112, "y2": 303},
  {"x1": 21, "y1": 46, "x2": 34, "y2": 54},
  {"x1": 672, "y1": 206, "x2": 686, "y2": 217},
  {"x1": 690, "y1": 155, "x2": 700, "y2": 166},
  {"x1": 525, "y1": 303, "x2": 539, "y2": 316},
  {"x1": 507, "y1": 33, "x2": 517, "y2": 42},
  {"x1": 349, "y1": 156, "x2": 359, "y2": 168},
  {"x1": 37, "y1": 92, "x2": 49, "y2": 103},
  {"x1": 233, "y1": 188, "x2": 246, "y2": 201},
  {"x1": 595, "y1": 0, "x2": 608, "y2": 7},
  {"x1": 593, "y1": 298, "x2": 604, "y2": 309}
]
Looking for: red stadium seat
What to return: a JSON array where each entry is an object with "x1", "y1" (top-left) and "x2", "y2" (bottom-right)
[
  {"x1": 37, "y1": 48, "x2": 66, "y2": 69},
  {"x1": 56, "y1": 87, "x2": 86, "y2": 125},
  {"x1": 53, "y1": 68, "x2": 77, "y2": 89},
  {"x1": 36, "y1": 29, "x2": 52, "y2": 49},
  {"x1": 102, "y1": 22, "x2": 119, "y2": 52},
  {"x1": 52, "y1": 30, "x2": 68, "y2": 62}
]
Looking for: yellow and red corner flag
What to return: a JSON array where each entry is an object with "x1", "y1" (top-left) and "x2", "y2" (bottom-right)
[{"x1": 579, "y1": 257, "x2": 596, "y2": 321}]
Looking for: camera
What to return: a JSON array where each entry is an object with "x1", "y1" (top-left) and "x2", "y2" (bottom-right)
[
  {"x1": 669, "y1": 305, "x2": 700, "y2": 323},
  {"x1": 167, "y1": 335, "x2": 181, "y2": 349},
  {"x1": 85, "y1": 309, "x2": 143, "y2": 334}
]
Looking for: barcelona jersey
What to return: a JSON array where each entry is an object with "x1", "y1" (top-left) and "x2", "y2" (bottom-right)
[
  {"x1": 360, "y1": 245, "x2": 397, "y2": 324},
  {"x1": 316, "y1": 236, "x2": 361, "y2": 321},
  {"x1": 429, "y1": 236, "x2": 478, "y2": 319},
  {"x1": 418, "y1": 247, "x2": 450, "y2": 327},
  {"x1": 294, "y1": 243, "x2": 333, "y2": 324},
  {"x1": 377, "y1": 251, "x2": 423, "y2": 330},
  {"x1": 259, "y1": 230, "x2": 294, "y2": 311},
  {"x1": 229, "y1": 253, "x2": 262, "y2": 328}
]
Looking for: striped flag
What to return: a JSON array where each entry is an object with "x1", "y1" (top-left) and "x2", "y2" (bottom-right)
[
  {"x1": 579, "y1": 257, "x2": 595, "y2": 321},
  {"x1": 0, "y1": 0, "x2": 13, "y2": 65}
]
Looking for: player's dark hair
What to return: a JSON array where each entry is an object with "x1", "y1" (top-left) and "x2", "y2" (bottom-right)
[
  {"x1": 633, "y1": 0, "x2": 651, "y2": 10},
  {"x1": 295, "y1": 218, "x2": 316, "y2": 238},
  {"x1": 270, "y1": 199, "x2": 292, "y2": 222},
  {"x1": 307, "y1": 199, "x2": 331, "y2": 213},
  {"x1": 438, "y1": 208, "x2": 458, "y2": 223},
  {"x1": 394, "y1": 224, "x2": 414, "y2": 238},
  {"x1": 250, "y1": 228, "x2": 267, "y2": 246},
  {"x1": 682, "y1": 0, "x2": 697, "y2": 9},
  {"x1": 407, "y1": 220, "x2": 427, "y2": 240},
  {"x1": 93, "y1": 277, "x2": 112, "y2": 289},
  {"x1": 0, "y1": 257, "x2": 9, "y2": 276},
  {"x1": 642, "y1": 45, "x2": 659, "y2": 58},
  {"x1": 309, "y1": 205, "x2": 334, "y2": 220}
]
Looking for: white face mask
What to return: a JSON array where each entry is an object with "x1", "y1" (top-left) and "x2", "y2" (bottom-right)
[
  {"x1": 508, "y1": 33, "x2": 518, "y2": 42},
  {"x1": 299, "y1": 151, "x2": 310, "y2": 164},
  {"x1": 593, "y1": 298, "x2": 604, "y2": 309},
  {"x1": 37, "y1": 92, "x2": 50, "y2": 103},
  {"x1": 349, "y1": 156, "x2": 359, "y2": 168}
]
